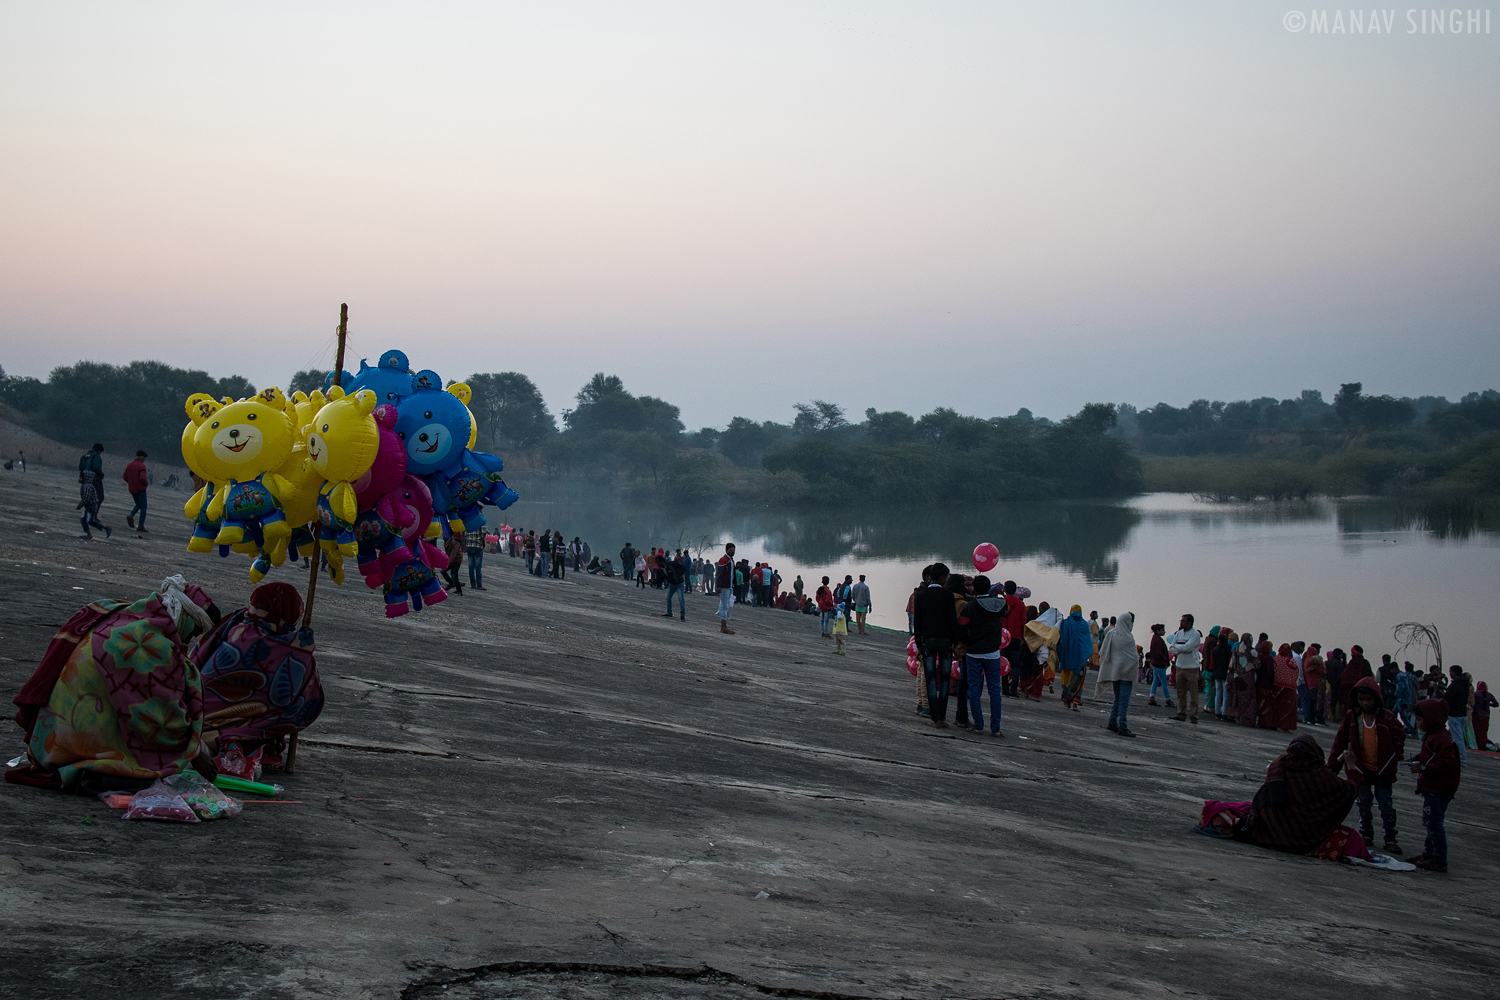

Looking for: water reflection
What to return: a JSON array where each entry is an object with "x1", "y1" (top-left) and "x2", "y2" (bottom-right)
[
  {"x1": 506, "y1": 481, "x2": 1141, "y2": 583},
  {"x1": 506, "y1": 482, "x2": 1499, "y2": 583}
]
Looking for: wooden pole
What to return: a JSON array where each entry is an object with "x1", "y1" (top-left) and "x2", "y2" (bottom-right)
[{"x1": 287, "y1": 303, "x2": 347, "y2": 775}]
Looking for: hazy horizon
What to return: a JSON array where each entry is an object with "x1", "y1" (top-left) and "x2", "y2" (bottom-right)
[{"x1": 2, "y1": 2, "x2": 1496, "y2": 429}]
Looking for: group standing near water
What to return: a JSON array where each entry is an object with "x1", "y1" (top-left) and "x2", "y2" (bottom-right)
[{"x1": 906, "y1": 559, "x2": 1479, "y2": 874}]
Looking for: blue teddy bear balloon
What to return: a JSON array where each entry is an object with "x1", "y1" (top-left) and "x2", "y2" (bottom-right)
[
  {"x1": 335, "y1": 349, "x2": 417, "y2": 406},
  {"x1": 394, "y1": 372, "x2": 518, "y2": 536}
]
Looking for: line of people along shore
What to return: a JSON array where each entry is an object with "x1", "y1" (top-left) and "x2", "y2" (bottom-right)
[{"x1": 909, "y1": 560, "x2": 1483, "y2": 873}]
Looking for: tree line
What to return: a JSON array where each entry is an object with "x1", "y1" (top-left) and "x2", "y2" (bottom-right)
[{"x1": 3, "y1": 360, "x2": 1495, "y2": 507}]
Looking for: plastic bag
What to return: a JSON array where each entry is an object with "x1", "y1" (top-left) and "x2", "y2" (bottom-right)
[
  {"x1": 122, "y1": 780, "x2": 200, "y2": 823},
  {"x1": 163, "y1": 770, "x2": 243, "y2": 820},
  {"x1": 905, "y1": 636, "x2": 920, "y2": 677},
  {"x1": 213, "y1": 742, "x2": 263, "y2": 782},
  {"x1": 96, "y1": 791, "x2": 136, "y2": 809}
]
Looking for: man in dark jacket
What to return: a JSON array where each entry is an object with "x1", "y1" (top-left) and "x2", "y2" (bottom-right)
[
  {"x1": 912, "y1": 562, "x2": 959, "y2": 728},
  {"x1": 1340, "y1": 645, "x2": 1374, "y2": 714},
  {"x1": 79, "y1": 443, "x2": 105, "y2": 507},
  {"x1": 958, "y1": 574, "x2": 1007, "y2": 736},
  {"x1": 1328, "y1": 676, "x2": 1406, "y2": 854},
  {"x1": 1445, "y1": 665, "x2": 1472, "y2": 766},
  {"x1": 714, "y1": 543, "x2": 737, "y2": 634}
]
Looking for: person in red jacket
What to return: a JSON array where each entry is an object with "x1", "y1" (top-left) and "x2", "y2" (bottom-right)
[
  {"x1": 1000, "y1": 580, "x2": 1027, "y2": 698},
  {"x1": 1406, "y1": 698, "x2": 1462, "y2": 872},
  {"x1": 123, "y1": 450, "x2": 150, "y2": 532},
  {"x1": 815, "y1": 576, "x2": 835, "y2": 638},
  {"x1": 1327, "y1": 676, "x2": 1406, "y2": 854}
]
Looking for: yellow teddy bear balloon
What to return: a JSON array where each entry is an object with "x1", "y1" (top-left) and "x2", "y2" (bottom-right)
[
  {"x1": 182, "y1": 393, "x2": 227, "y2": 554},
  {"x1": 194, "y1": 387, "x2": 296, "y2": 568},
  {"x1": 246, "y1": 389, "x2": 326, "y2": 583},
  {"x1": 305, "y1": 386, "x2": 379, "y2": 579}
]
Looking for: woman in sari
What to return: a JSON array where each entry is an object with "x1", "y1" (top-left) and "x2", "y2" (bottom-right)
[
  {"x1": 1255, "y1": 634, "x2": 1277, "y2": 729},
  {"x1": 7, "y1": 575, "x2": 219, "y2": 792},
  {"x1": 191, "y1": 582, "x2": 324, "y2": 769},
  {"x1": 1232, "y1": 631, "x2": 1259, "y2": 726},
  {"x1": 1198, "y1": 734, "x2": 1370, "y2": 862},
  {"x1": 1056, "y1": 605, "x2": 1093, "y2": 711},
  {"x1": 1021, "y1": 608, "x2": 1055, "y2": 701},
  {"x1": 1269, "y1": 643, "x2": 1299, "y2": 732}
]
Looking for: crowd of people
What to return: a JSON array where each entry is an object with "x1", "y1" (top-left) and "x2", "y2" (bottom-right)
[{"x1": 908, "y1": 560, "x2": 1483, "y2": 873}]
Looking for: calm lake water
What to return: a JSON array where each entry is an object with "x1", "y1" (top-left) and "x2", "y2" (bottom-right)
[{"x1": 504, "y1": 484, "x2": 1500, "y2": 688}]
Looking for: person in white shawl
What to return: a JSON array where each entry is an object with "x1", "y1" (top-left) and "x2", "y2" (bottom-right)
[
  {"x1": 1032, "y1": 602, "x2": 1064, "y2": 677},
  {"x1": 1096, "y1": 611, "x2": 1139, "y2": 737}
]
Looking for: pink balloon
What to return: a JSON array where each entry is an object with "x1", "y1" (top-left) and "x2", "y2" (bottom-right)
[{"x1": 972, "y1": 542, "x2": 999, "y2": 573}]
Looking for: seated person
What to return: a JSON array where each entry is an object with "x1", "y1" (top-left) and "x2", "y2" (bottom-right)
[
  {"x1": 8, "y1": 576, "x2": 219, "y2": 792},
  {"x1": 1198, "y1": 734, "x2": 1371, "y2": 862},
  {"x1": 192, "y1": 582, "x2": 323, "y2": 772}
]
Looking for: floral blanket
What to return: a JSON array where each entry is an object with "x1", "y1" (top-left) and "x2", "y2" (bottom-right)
[{"x1": 10, "y1": 595, "x2": 204, "y2": 789}]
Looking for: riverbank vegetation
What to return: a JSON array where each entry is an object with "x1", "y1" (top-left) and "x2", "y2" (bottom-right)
[{"x1": 1129, "y1": 385, "x2": 1500, "y2": 507}]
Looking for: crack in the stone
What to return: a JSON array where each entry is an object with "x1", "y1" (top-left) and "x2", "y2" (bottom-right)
[{"x1": 397, "y1": 959, "x2": 1044, "y2": 1000}]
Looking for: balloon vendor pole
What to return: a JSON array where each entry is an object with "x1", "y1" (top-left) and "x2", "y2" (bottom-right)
[{"x1": 286, "y1": 302, "x2": 348, "y2": 775}]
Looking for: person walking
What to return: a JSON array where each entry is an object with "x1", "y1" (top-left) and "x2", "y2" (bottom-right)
[
  {"x1": 76, "y1": 470, "x2": 111, "y2": 539},
  {"x1": 78, "y1": 443, "x2": 105, "y2": 509},
  {"x1": 957, "y1": 574, "x2": 1006, "y2": 736},
  {"x1": 913, "y1": 562, "x2": 959, "y2": 728},
  {"x1": 442, "y1": 531, "x2": 465, "y2": 595},
  {"x1": 620, "y1": 542, "x2": 636, "y2": 581},
  {"x1": 1168, "y1": 613, "x2": 1203, "y2": 723},
  {"x1": 715, "y1": 543, "x2": 738, "y2": 634},
  {"x1": 1097, "y1": 611, "x2": 1139, "y2": 737},
  {"x1": 831, "y1": 604, "x2": 848, "y2": 655},
  {"x1": 1056, "y1": 605, "x2": 1093, "y2": 711},
  {"x1": 123, "y1": 450, "x2": 150, "y2": 531},
  {"x1": 524, "y1": 530, "x2": 536, "y2": 573},
  {"x1": 850, "y1": 575, "x2": 872, "y2": 635},
  {"x1": 465, "y1": 525, "x2": 487, "y2": 590},
  {"x1": 663, "y1": 550, "x2": 687, "y2": 621}
]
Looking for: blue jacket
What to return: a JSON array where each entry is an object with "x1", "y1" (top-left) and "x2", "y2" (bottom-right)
[{"x1": 1057, "y1": 611, "x2": 1094, "y2": 672}]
